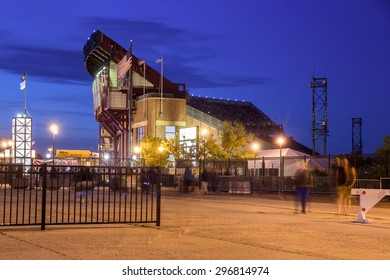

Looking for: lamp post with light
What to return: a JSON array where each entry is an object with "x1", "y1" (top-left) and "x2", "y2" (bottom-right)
[
  {"x1": 277, "y1": 136, "x2": 285, "y2": 194},
  {"x1": 200, "y1": 128, "x2": 208, "y2": 174},
  {"x1": 252, "y1": 143, "x2": 260, "y2": 176},
  {"x1": 133, "y1": 146, "x2": 142, "y2": 166},
  {"x1": 49, "y1": 124, "x2": 58, "y2": 166},
  {"x1": 158, "y1": 145, "x2": 164, "y2": 167}
]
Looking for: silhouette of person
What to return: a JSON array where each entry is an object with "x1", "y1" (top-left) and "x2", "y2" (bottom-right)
[
  {"x1": 294, "y1": 161, "x2": 312, "y2": 214},
  {"x1": 336, "y1": 157, "x2": 356, "y2": 215}
]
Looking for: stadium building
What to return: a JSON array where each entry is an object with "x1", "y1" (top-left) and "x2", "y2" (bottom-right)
[{"x1": 83, "y1": 30, "x2": 311, "y2": 164}]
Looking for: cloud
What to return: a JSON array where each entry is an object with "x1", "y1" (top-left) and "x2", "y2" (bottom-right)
[
  {"x1": 0, "y1": 17, "x2": 270, "y2": 90},
  {"x1": 81, "y1": 17, "x2": 270, "y2": 89},
  {"x1": 0, "y1": 44, "x2": 90, "y2": 85}
]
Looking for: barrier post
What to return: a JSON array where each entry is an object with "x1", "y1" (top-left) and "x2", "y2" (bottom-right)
[{"x1": 351, "y1": 188, "x2": 390, "y2": 223}]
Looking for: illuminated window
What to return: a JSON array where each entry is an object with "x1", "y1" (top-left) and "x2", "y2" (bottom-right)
[
  {"x1": 165, "y1": 126, "x2": 176, "y2": 139},
  {"x1": 137, "y1": 126, "x2": 145, "y2": 144}
]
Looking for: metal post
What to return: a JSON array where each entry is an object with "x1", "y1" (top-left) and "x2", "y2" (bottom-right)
[
  {"x1": 52, "y1": 133, "x2": 55, "y2": 166},
  {"x1": 156, "y1": 167, "x2": 161, "y2": 226},
  {"x1": 40, "y1": 164, "x2": 47, "y2": 230}
]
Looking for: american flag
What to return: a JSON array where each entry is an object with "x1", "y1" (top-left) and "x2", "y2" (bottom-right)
[
  {"x1": 20, "y1": 72, "x2": 26, "y2": 90},
  {"x1": 117, "y1": 50, "x2": 132, "y2": 79}
]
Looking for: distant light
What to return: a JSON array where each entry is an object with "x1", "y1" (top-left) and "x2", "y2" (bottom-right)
[
  {"x1": 104, "y1": 154, "x2": 110, "y2": 160},
  {"x1": 46, "y1": 153, "x2": 51, "y2": 159}
]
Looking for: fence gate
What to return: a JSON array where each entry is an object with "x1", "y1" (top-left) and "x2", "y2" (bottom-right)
[{"x1": 0, "y1": 164, "x2": 161, "y2": 230}]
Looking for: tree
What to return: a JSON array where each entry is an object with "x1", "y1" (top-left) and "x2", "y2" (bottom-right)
[
  {"x1": 376, "y1": 135, "x2": 390, "y2": 155},
  {"x1": 165, "y1": 133, "x2": 197, "y2": 161},
  {"x1": 139, "y1": 136, "x2": 169, "y2": 166},
  {"x1": 220, "y1": 121, "x2": 253, "y2": 160}
]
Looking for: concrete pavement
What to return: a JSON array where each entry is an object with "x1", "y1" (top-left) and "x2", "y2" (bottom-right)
[{"x1": 0, "y1": 189, "x2": 390, "y2": 260}]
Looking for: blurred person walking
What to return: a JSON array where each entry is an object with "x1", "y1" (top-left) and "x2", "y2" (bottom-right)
[
  {"x1": 183, "y1": 165, "x2": 193, "y2": 192},
  {"x1": 336, "y1": 157, "x2": 356, "y2": 215},
  {"x1": 294, "y1": 161, "x2": 313, "y2": 214},
  {"x1": 201, "y1": 169, "x2": 209, "y2": 194}
]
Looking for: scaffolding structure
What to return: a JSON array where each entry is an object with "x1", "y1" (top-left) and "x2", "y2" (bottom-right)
[
  {"x1": 310, "y1": 77, "x2": 328, "y2": 156},
  {"x1": 12, "y1": 114, "x2": 33, "y2": 166},
  {"x1": 352, "y1": 117, "x2": 363, "y2": 154}
]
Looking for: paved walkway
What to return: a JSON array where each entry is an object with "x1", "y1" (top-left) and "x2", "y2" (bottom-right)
[{"x1": 0, "y1": 189, "x2": 390, "y2": 260}]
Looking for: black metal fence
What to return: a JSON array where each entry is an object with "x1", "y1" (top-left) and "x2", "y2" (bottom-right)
[
  {"x1": 0, "y1": 164, "x2": 161, "y2": 229},
  {"x1": 197, "y1": 153, "x2": 389, "y2": 194},
  {"x1": 208, "y1": 175, "x2": 337, "y2": 194}
]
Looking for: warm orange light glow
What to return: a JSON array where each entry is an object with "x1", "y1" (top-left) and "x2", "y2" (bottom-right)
[
  {"x1": 133, "y1": 146, "x2": 141, "y2": 154},
  {"x1": 277, "y1": 136, "x2": 285, "y2": 146}
]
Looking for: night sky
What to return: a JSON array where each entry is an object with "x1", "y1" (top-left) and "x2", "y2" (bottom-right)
[{"x1": 0, "y1": 0, "x2": 389, "y2": 156}]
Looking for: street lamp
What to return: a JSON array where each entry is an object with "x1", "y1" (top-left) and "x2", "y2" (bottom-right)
[
  {"x1": 200, "y1": 128, "x2": 208, "y2": 173},
  {"x1": 49, "y1": 124, "x2": 58, "y2": 166},
  {"x1": 133, "y1": 146, "x2": 142, "y2": 166},
  {"x1": 158, "y1": 145, "x2": 164, "y2": 167},
  {"x1": 252, "y1": 143, "x2": 260, "y2": 176},
  {"x1": 277, "y1": 136, "x2": 285, "y2": 194}
]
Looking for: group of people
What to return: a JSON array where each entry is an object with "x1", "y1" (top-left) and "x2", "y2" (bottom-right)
[
  {"x1": 293, "y1": 157, "x2": 356, "y2": 215},
  {"x1": 184, "y1": 157, "x2": 357, "y2": 215}
]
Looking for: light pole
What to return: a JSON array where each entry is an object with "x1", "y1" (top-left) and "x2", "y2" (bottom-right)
[
  {"x1": 133, "y1": 146, "x2": 142, "y2": 166},
  {"x1": 158, "y1": 145, "x2": 164, "y2": 167},
  {"x1": 252, "y1": 143, "x2": 260, "y2": 176},
  {"x1": 200, "y1": 128, "x2": 208, "y2": 173},
  {"x1": 277, "y1": 136, "x2": 285, "y2": 194},
  {"x1": 49, "y1": 124, "x2": 58, "y2": 166}
]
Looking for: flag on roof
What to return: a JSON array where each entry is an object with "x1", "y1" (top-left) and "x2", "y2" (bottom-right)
[
  {"x1": 20, "y1": 72, "x2": 26, "y2": 90},
  {"x1": 155, "y1": 57, "x2": 163, "y2": 63}
]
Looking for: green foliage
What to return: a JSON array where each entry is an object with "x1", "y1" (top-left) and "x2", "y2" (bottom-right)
[
  {"x1": 376, "y1": 135, "x2": 390, "y2": 155},
  {"x1": 220, "y1": 121, "x2": 253, "y2": 159},
  {"x1": 139, "y1": 136, "x2": 169, "y2": 166},
  {"x1": 139, "y1": 122, "x2": 254, "y2": 166}
]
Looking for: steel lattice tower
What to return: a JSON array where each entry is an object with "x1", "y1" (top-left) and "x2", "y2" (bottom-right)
[
  {"x1": 352, "y1": 117, "x2": 363, "y2": 154},
  {"x1": 310, "y1": 77, "x2": 328, "y2": 156}
]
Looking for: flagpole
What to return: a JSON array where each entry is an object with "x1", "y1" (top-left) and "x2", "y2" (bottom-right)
[
  {"x1": 20, "y1": 72, "x2": 27, "y2": 115},
  {"x1": 128, "y1": 40, "x2": 133, "y2": 163},
  {"x1": 160, "y1": 56, "x2": 163, "y2": 117},
  {"x1": 24, "y1": 72, "x2": 27, "y2": 114},
  {"x1": 143, "y1": 58, "x2": 146, "y2": 118}
]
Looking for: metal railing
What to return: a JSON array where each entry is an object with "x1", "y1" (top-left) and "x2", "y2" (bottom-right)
[{"x1": 0, "y1": 164, "x2": 161, "y2": 229}]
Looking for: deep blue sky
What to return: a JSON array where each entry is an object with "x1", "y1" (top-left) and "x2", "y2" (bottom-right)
[{"x1": 0, "y1": 0, "x2": 389, "y2": 156}]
